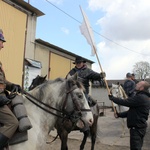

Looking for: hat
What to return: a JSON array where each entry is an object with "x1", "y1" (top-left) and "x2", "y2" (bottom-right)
[
  {"x1": 0, "y1": 29, "x2": 6, "y2": 42},
  {"x1": 73, "y1": 56, "x2": 86, "y2": 64},
  {"x1": 126, "y1": 72, "x2": 132, "y2": 78}
]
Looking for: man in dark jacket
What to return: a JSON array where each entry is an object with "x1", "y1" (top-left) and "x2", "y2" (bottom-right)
[
  {"x1": 66, "y1": 56, "x2": 105, "y2": 105},
  {"x1": 123, "y1": 72, "x2": 136, "y2": 97},
  {"x1": 0, "y1": 29, "x2": 21, "y2": 149},
  {"x1": 131, "y1": 73, "x2": 139, "y2": 84},
  {"x1": 109, "y1": 81, "x2": 150, "y2": 150}
]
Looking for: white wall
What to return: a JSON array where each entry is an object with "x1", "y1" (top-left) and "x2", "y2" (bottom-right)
[{"x1": 91, "y1": 87, "x2": 112, "y2": 107}]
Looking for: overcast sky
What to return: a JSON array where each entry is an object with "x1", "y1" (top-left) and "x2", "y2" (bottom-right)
[{"x1": 25, "y1": 0, "x2": 150, "y2": 79}]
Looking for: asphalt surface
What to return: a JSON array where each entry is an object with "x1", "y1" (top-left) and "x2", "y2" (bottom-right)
[{"x1": 50, "y1": 108, "x2": 150, "y2": 150}]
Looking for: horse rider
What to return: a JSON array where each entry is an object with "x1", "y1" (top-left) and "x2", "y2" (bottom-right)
[
  {"x1": 109, "y1": 81, "x2": 150, "y2": 150},
  {"x1": 123, "y1": 72, "x2": 136, "y2": 97},
  {"x1": 66, "y1": 56, "x2": 106, "y2": 105},
  {"x1": 0, "y1": 29, "x2": 22, "y2": 149}
]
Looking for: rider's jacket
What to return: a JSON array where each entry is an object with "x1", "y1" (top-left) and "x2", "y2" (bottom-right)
[
  {"x1": 123, "y1": 79, "x2": 135, "y2": 97},
  {"x1": 0, "y1": 61, "x2": 13, "y2": 93},
  {"x1": 67, "y1": 64, "x2": 104, "y2": 94}
]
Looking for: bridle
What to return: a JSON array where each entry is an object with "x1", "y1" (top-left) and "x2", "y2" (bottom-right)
[{"x1": 61, "y1": 84, "x2": 91, "y2": 126}]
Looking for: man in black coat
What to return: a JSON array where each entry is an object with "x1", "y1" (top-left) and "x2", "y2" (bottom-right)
[
  {"x1": 67, "y1": 56, "x2": 106, "y2": 105},
  {"x1": 109, "y1": 81, "x2": 150, "y2": 150}
]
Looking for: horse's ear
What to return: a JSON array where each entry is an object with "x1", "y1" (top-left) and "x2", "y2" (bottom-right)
[
  {"x1": 66, "y1": 72, "x2": 78, "y2": 80},
  {"x1": 66, "y1": 74, "x2": 71, "y2": 79},
  {"x1": 67, "y1": 73, "x2": 78, "y2": 81},
  {"x1": 66, "y1": 73, "x2": 77, "y2": 89},
  {"x1": 44, "y1": 75, "x2": 47, "y2": 79},
  {"x1": 71, "y1": 73, "x2": 78, "y2": 81}
]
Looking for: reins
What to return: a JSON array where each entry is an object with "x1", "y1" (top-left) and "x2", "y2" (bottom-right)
[
  {"x1": 22, "y1": 90, "x2": 63, "y2": 118},
  {"x1": 21, "y1": 86, "x2": 91, "y2": 120}
]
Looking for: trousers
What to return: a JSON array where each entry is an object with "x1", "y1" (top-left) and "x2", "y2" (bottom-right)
[
  {"x1": 130, "y1": 127, "x2": 146, "y2": 150},
  {"x1": 0, "y1": 105, "x2": 18, "y2": 138}
]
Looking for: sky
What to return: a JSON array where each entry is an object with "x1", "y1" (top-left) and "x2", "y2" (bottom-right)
[{"x1": 24, "y1": 0, "x2": 150, "y2": 80}]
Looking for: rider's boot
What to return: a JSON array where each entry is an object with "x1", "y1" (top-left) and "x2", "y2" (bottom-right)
[
  {"x1": 88, "y1": 96, "x2": 97, "y2": 106},
  {"x1": 0, "y1": 133, "x2": 9, "y2": 149}
]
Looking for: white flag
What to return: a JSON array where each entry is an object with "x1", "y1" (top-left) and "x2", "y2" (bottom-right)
[{"x1": 79, "y1": 7, "x2": 97, "y2": 56}]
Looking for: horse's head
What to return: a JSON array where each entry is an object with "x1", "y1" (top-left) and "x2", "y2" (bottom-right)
[
  {"x1": 63, "y1": 74, "x2": 93, "y2": 129},
  {"x1": 28, "y1": 75, "x2": 47, "y2": 91},
  {"x1": 111, "y1": 83, "x2": 127, "y2": 99},
  {"x1": 28, "y1": 74, "x2": 93, "y2": 130}
]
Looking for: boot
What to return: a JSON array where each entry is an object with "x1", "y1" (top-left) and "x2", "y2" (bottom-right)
[
  {"x1": 0, "y1": 133, "x2": 9, "y2": 149},
  {"x1": 88, "y1": 96, "x2": 97, "y2": 107}
]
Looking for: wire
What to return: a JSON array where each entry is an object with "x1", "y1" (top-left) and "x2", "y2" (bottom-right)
[
  {"x1": 45, "y1": 0, "x2": 150, "y2": 57},
  {"x1": 45, "y1": 0, "x2": 81, "y2": 24}
]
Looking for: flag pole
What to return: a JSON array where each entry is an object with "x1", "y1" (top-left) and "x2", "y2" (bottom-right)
[{"x1": 79, "y1": 6, "x2": 116, "y2": 113}]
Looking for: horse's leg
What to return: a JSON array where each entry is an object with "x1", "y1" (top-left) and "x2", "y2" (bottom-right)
[
  {"x1": 80, "y1": 130, "x2": 89, "y2": 150},
  {"x1": 90, "y1": 115, "x2": 98, "y2": 150},
  {"x1": 59, "y1": 129, "x2": 68, "y2": 150},
  {"x1": 117, "y1": 105, "x2": 125, "y2": 138},
  {"x1": 120, "y1": 118, "x2": 126, "y2": 138}
]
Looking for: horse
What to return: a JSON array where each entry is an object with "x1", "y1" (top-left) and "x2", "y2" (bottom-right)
[
  {"x1": 110, "y1": 83, "x2": 129, "y2": 137},
  {"x1": 9, "y1": 74, "x2": 93, "y2": 150},
  {"x1": 28, "y1": 75, "x2": 47, "y2": 91},
  {"x1": 28, "y1": 75, "x2": 99, "y2": 150}
]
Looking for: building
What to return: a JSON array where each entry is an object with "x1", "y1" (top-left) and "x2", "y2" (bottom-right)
[
  {"x1": 0, "y1": 0, "x2": 43, "y2": 85},
  {"x1": 0, "y1": 0, "x2": 94, "y2": 90}
]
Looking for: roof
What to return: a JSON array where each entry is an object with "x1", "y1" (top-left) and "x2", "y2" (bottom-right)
[
  {"x1": 25, "y1": 58, "x2": 42, "y2": 69},
  {"x1": 4, "y1": 0, "x2": 44, "y2": 17},
  {"x1": 35, "y1": 38, "x2": 94, "y2": 64}
]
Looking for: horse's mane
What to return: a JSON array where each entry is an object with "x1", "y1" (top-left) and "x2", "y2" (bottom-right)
[
  {"x1": 76, "y1": 80, "x2": 85, "y2": 91},
  {"x1": 30, "y1": 76, "x2": 85, "y2": 103},
  {"x1": 118, "y1": 85, "x2": 128, "y2": 98}
]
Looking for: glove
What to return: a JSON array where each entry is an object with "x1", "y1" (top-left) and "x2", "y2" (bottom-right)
[
  {"x1": 108, "y1": 94, "x2": 114, "y2": 100},
  {"x1": 0, "y1": 95, "x2": 11, "y2": 107},
  {"x1": 100, "y1": 72, "x2": 106, "y2": 78},
  {"x1": 11, "y1": 84, "x2": 22, "y2": 93},
  {"x1": 99, "y1": 80, "x2": 105, "y2": 87}
]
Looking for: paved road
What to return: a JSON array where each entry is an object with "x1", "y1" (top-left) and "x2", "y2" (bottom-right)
[{"x1": 50, "y1": 108, "x2": 150, "y2": 150}]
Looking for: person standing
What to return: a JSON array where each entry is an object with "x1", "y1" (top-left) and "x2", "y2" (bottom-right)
[
  {"x1": 123, "y1": 72, "x2": 136, "y2": 97},
  {"x1": 109, "y1": 81, "x2": 150, "y2": 150},
  {"x1": 66, "y1": 56, "x2": 106, "y2": 105},
  {"x1": 131, "y1": 73, "x2": 139, "y2": 84},
  {"x1": 0, "y1": 29, "x2": 21, "y2": 149}
]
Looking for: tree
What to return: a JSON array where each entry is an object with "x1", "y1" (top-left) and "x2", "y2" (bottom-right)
[{"x1": 132, "y1": 61, "x2": 150, "y2": 80}]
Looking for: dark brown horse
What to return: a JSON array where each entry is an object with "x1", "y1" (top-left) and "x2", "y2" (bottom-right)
[{"x1": 29, "y1": 75, "x2": 99, "y2": 150}]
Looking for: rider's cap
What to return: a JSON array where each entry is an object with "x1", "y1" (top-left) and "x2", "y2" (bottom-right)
[
  {"x1": 73, "y1": 56, "x2": 86, "y2": 64},
  {"x1": 126, "y1": 73, "x2": 132, "y2": 78}
]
